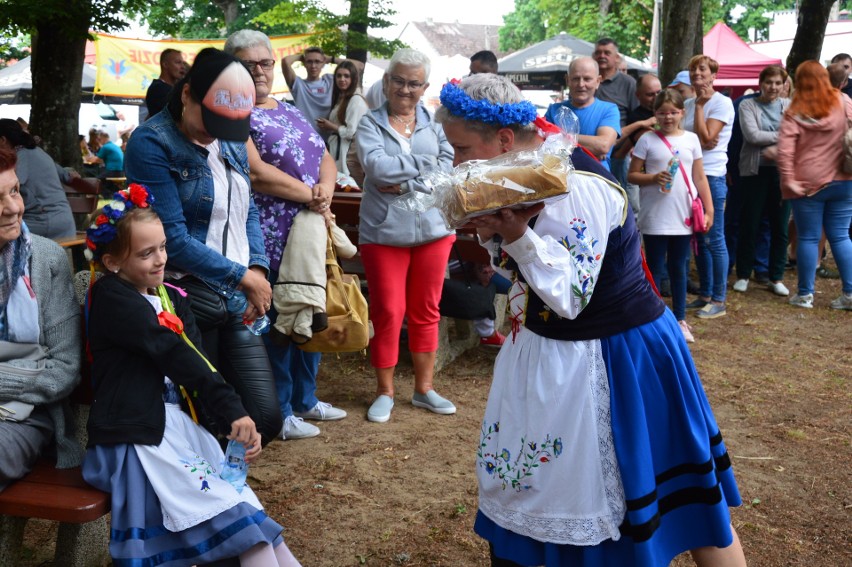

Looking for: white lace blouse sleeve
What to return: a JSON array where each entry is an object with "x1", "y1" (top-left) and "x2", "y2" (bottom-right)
[{"x1": 500, "y1": 173, "x2": 626, "y2": 319}]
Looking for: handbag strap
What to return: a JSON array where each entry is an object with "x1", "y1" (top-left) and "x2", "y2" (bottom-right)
[
  {"x1": 451, "y1": 243, "x2": 475, "y2": 287},
  {"x1": 654, "y1": 131, "x2": 695, "y2": 205},
  {"x1": 221, "y1": 161, "x2": 234, "y2": 257}
]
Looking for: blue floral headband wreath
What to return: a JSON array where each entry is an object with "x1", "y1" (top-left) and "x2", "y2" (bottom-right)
[
  {"x1": 439, "y1": 80, "x2": 537, "y2": 127},
  {"x1": 84, "y1": 183, "x2": 156, "y2": 262}
]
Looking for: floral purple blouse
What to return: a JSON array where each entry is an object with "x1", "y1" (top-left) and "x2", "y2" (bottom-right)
[{"x1": 250, "y1": 101, "x2": 326, "y2": 272}]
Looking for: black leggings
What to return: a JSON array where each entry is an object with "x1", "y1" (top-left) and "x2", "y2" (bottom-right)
[{"x1": 200, "y1": 313, "x2": 282, "y2": 446}]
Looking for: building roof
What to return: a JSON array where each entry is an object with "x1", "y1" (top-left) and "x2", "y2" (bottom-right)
[{"x1": 410, "y1": 20, "x2": 504, "y2": 58}]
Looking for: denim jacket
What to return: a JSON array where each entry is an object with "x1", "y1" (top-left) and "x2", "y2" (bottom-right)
[
  {"x1": 124, "y1": 110, "x2": 269, "y2": 296},
  {"x1": 355, "y1": 104, "x2": 454, "y2": 246}
]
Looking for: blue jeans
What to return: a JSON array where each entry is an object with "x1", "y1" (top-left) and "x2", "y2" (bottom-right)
[
  {"x1": 790, "y1": 181, "x2": 852, "y2": 295},
  {"x1": 644, "y1": 234, "x2": 692, "y2": 320},
  {"x1": 262, "y1": 306, "x2": 321, "y2": 418},
  {"x1": 695, "y1": 175, "x2": 730, "y2": 302}
]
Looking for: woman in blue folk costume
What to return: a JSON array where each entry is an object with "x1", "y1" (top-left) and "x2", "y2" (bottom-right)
[
  {"x1": 435, "y1": 74, "x2": 746, "y2": 567},
  {"x1": 81, "y1": 185, "x2": 301, "y2": 566}
]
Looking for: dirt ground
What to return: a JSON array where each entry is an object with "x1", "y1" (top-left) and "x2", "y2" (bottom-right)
[{"x1": 20, "y1": 263, "x2": 851, "y2": 566}]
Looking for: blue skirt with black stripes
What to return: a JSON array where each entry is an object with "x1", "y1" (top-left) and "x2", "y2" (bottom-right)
[{"x1": 476, "y1": 310, "x2": 741, "y2": 566}]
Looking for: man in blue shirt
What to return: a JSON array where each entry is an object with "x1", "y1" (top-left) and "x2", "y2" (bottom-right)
[{"x1": 545, "y1": 57, "x2": 620, "y2": 170}]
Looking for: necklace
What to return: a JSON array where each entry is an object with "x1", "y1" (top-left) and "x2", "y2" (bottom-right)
[{"x1": 390, "y1": 114, "x2": 415, "y2": 135}]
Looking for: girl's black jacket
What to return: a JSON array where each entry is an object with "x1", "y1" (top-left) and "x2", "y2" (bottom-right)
[{"x1": 86, "y1": 274, "x2": 247, "y2": 447}]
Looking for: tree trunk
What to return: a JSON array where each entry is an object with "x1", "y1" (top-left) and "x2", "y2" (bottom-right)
[
  {"x1": 30, "y1": 22, "x2": 86, "y2": 169},
  {"x1": 598, "y1": 0, "x2": 613, "y2": 33},
  {"x1": 346, "y1": 0, "x2": 369, "y2": 63},
  {"x1": 659, "y1": 0, "x2": 703, "y2": 87},
  {"x1": 786, "y1": 0, "x2": 836, "y2": 75},
  {"x1": 212, "y1": 0, "x2": 240, "y2": 28}
]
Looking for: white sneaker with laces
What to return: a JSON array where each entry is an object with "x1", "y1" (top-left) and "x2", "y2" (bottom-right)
[
  {"x1": 282, "y1": 415, "x2": 320, "y2": 440},
  {"x1": 294, "y1": 401, "x2": 347, "y2": 421},
  {"x1": 830, "y1": 292, "x2": 852, "y2": 310},
  {"x1": 733, "y1": 279, "x2": 748, "y2": 292},
  {"x1": 768, "y1": 281, "x2": 789, "y2": 296},
  {"x1": 788, "y1": 293, "x2": 814, "y2": 309}
]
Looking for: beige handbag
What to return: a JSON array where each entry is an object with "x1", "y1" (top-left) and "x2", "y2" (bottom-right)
[{"x1": 298, "y1": 227, "x2": 371, "y2": 353}]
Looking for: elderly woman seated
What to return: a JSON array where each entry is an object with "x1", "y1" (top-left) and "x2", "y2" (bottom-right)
[
  {"x1": 0, "y1": 148, "x2": 83, "y2": 491},
  {"x1": 0, "y1": 119, "x2": 77, "y2": 239}
]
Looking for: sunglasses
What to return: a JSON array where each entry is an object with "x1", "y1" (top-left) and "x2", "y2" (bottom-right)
[{"x1": 241, "y1": 59, "x2": 275, "y2": 72}]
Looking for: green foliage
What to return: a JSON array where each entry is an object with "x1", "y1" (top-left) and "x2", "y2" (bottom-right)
[
  {"x1": 499, "y1": 0, "x2": 797, "y2": 59},
  {"x1": 253, "y1": 0, "x2": 404, "y2": 59},
  {"x1": 0, "y1": 34, "x2": 30, "y2": 67},
  {"x1": 144, "y1": 0, "x2": 307, "y2": 39},
  {"x1": 0, "y1": 0, "x2": 148, "y2": 39},
  {"x1": 703, "y1": 1, "x2": 797, "y2": 42},
  {"x1": 499, "y1": 0, "x2": 654, "y2": 59},
  {"x1": 499, "y1": 0, "x2": 548, "y2": 52}
]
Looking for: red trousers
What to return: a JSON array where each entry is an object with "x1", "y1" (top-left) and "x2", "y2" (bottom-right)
[{"x1": 360, "y1": 235, "x2": 455, "y2": 368}]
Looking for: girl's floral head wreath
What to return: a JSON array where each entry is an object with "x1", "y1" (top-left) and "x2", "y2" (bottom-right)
[
  {"x1": 84, "y1": 183, "x2": 155, "y2": 262},
  {"x1": 439, "y1": 79, "x2": 538, "y2": 126}
]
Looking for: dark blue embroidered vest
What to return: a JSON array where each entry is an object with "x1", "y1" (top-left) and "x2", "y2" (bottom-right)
[
  {"x1": 506, "y1": 148, "x2": 665, "y2": 341},
  {"x1": 522, "y1": 207, "x2": 665, "y2": 340}
]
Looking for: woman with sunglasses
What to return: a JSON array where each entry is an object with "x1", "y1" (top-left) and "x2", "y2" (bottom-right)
[{"x1": 224, "y1": 30, "x2": 348, "y2": 441}]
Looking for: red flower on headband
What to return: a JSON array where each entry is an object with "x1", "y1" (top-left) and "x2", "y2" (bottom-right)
[
  {"x1": 95, "y1": 214, "x2": 109, "y2": 226},
  {"x1": 86, "y1": 238, "x2": 96, "y2": 251},
  {"x1": 449, "y1": 78, "x2": 461, "y2": 86},
  {"x1": 127, "y1": 183, "x2": 151, "y2": 208}
]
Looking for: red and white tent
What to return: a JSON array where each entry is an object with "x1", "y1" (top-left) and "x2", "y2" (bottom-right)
[{"x1": 703, "y1": 22, "x2": 783, "y2": 87}]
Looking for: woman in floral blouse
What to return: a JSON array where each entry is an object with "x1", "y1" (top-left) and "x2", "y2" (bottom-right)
[{"x1": 225, "y1": 30, "x2": 348, "y2": 441}]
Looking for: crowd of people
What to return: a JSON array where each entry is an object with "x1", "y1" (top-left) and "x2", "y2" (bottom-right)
[{"x1": 1, "y1": 28, "x2": 850, "y2": 566}]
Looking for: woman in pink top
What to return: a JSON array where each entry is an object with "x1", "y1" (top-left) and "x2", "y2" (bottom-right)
[{"x1": 776, "y1": 61, "x2": 852, "y2": 310}]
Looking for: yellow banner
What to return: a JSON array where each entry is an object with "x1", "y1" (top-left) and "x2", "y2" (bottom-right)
[{"x1": 93, "y1": 33, "x2": 315, "y2": 99}]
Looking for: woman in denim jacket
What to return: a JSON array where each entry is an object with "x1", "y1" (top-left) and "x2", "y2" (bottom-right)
[
  {"x1": 355, "y1": 48, "x2": 455, "y2": 424},
  {"x1": 125, "y1": 49, "x2": 282, "y2": 445}
]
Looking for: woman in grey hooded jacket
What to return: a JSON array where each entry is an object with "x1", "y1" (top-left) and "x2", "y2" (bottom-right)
[{"x1": 355, "y1": 48, "x2": 455, "y2": 424}]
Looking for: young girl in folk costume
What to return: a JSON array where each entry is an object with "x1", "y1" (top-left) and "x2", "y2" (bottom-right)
[
  {"x1": 628, "y1": 89, "x2": 713, "y2": 343},
  {"x1": 81, "y1": 184, "x2": 300, "y2": 566}
]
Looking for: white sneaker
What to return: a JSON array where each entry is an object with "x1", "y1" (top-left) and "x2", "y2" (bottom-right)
[
  {"x1": 768, "y1": 281, "x2": 789, "y2": 296},
  {"x1": 733, "y1": 279, "x2": 749, "y2": 292},
  {"x1": 788, "y1": 293, "x2": 814, "y2": 309},
  {"x1": 678, "y1": 320, "x2": 695, "y2": 343},
  {"x1": 294, "y1": 401, "x2": 347, "y2": 421},
  {"x1": 830, "y1": 292, "x2": 852, "y2": 310},
  {"x1": 282, "y1": 415, "x2": 320, "y2": 440}
]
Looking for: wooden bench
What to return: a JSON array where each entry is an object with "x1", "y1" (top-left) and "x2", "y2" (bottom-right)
[
  {"x1": 0, "y1": 408, "x2": 111, "y2": 566},
  {"x1": 0, "y1": 460, "x2": 110, "y2": 566},
  {"x1": 55, "y1": 232, "x2": 89, "y2": 273},
  {"x1": 331, "y1": 192, "x2": 505, "y2": 371}
]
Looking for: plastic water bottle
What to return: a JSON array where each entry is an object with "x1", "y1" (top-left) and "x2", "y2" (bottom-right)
[
  {"x1": 220, "y1": 439, "x2": 248, "y2": 493},
  {"x1": 662, "y1": 155, "x2": 680, "y2": 193},
  {"x1": 226, "y1": 291, "x2": 270, "y2": 335}
]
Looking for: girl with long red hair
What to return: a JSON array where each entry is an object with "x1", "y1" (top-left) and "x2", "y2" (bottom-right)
[{"x1": 776, "y1": 60, "x2": 852, "y2": 310}]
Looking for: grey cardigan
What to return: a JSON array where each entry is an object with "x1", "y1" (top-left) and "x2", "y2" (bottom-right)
[
  {"x1": 738, "y1": 96, "x2": 790, "y2": 177},
  {"x1": 355, "y1": 104, "x2": 454, "y2": 246},
  {"x1": 0, "y1": 235, "x2": 83, "y2": 468}
]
